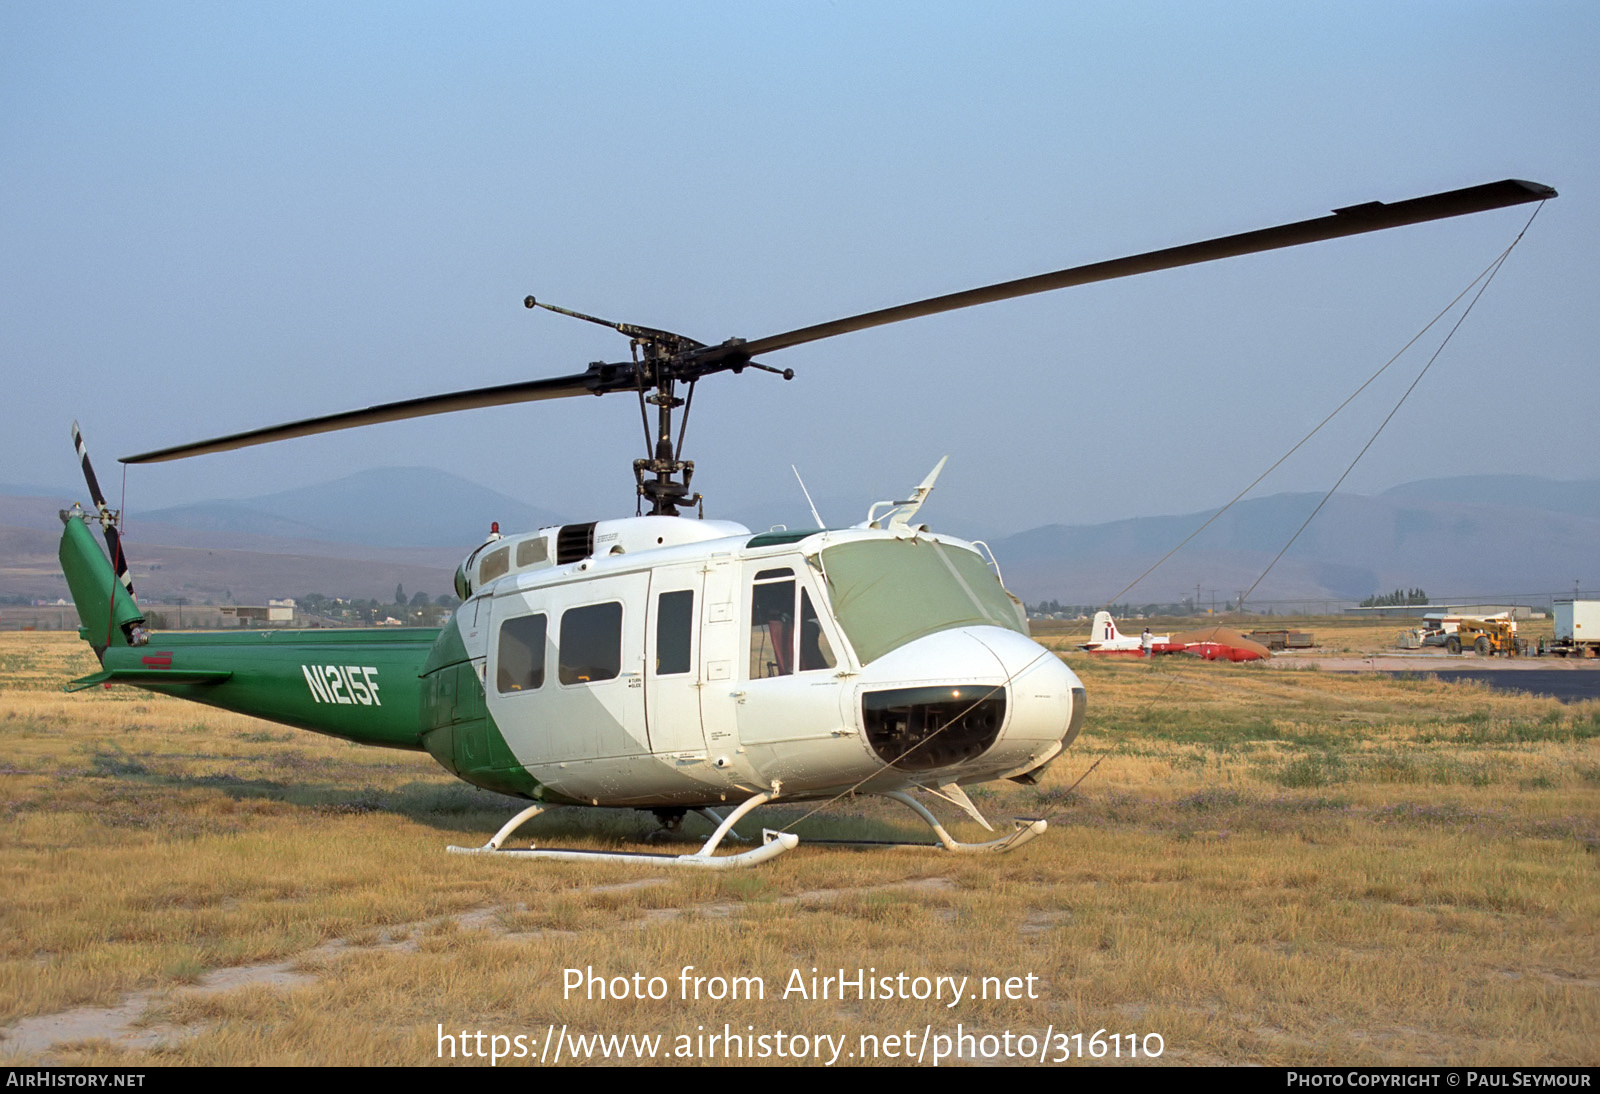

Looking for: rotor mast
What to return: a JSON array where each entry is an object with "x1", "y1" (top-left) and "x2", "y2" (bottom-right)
[
  {"x1": 523, "y1": 295, "x2": 723, "y2": 516},
  {"x1": 634, "y1": 338, "x2": 697, "y2": 517}
]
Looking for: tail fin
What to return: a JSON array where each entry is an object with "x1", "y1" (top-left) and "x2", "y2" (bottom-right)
[
  {"x1": 1091, "y1": 610, "x2": 1122, "y2": 645},
  {"x1": 59, "y1": 509, "x2": 147, "y2": 654}
]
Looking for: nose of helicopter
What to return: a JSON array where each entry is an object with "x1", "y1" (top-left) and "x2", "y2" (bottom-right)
[
  {"x1": 853, "y1": 626, "x2": 1084, "y2": 777},
  {"x1": 967, "y1": 625, "x2": 1084, "y2": 750}
]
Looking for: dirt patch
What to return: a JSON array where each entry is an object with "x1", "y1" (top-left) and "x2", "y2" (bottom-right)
[
  {"x1": 0, "y1": 963, "x2": 317, "y2": 1058},
  {"x1": 0, "y1": 875, "x2": 958, "y2": 1061}
]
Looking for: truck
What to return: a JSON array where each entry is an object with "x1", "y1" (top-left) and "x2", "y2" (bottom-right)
[{"x1": 1541, "y1": 599, "x2": 1600, "y2": 658}]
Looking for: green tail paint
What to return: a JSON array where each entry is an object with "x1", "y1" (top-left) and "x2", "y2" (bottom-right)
[
  {"x1": 58, "y1": 512, "x2": 430, "y2": 750},
  {"x1": 58, "y1": 512, "x2": 145, "y2": 653},
  {"x1": 56, "y1": 514, "x2": 541, "y2": 796}
]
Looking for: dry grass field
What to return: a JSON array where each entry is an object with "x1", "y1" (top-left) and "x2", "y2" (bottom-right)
[{"x1": 1, "y1": 628, "x2": 1595, "y2": 1066}]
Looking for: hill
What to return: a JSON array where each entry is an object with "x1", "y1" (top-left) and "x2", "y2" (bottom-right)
[{"x1": 137, "y1": 466, "x2": 566, "y2": 548}]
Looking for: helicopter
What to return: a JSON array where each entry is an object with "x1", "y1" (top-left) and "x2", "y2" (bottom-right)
[{"x1": 56, "y1": 178, "x2": 1555, "y2": 867}]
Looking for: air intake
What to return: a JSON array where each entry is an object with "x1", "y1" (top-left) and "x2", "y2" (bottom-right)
[{"x1": 556, "y1": 522, "x2": 596, "y2": 564}]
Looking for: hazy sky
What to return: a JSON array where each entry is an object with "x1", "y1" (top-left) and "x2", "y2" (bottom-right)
[{"x1": 4, "y1": 2, "x2": 1595, "y2": 538}]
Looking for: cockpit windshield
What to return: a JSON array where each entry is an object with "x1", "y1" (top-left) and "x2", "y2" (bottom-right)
[{"x1": 817, "y1": 538, "x2": 1027, "y2": 665}]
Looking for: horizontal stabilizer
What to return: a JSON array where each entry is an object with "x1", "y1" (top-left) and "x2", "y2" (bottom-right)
[{"x1": 65, "y1": 668, "x2": 234, "y2": 692}]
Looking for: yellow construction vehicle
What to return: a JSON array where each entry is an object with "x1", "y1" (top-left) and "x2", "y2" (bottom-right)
[{"x1": 1445, "y1": 618, "x2": 1526, "y2": 656}]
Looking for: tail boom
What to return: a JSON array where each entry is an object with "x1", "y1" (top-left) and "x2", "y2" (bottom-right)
[{"x1": 81, "y1": 628, "x2": 437, "y2": 751}]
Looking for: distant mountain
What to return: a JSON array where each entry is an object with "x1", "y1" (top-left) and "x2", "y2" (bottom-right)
[
  {"x1": 139, "y1": 467, "x2": 567, "y2": 548},
  {"x1": 992, "y1": 477, "x2": 1600, "y2": 605},
  {"x1": 1380, "y1": 476, "x2": 1600, "y2": 520},
  {"x1": 0, "y1": 525, "x2": 454, "y2": 605},
  {"x1": 0, "y1": 491, "x2": 463, "y2": 567},
  {"x1": 6, "y1": 471, "x2": 1593, "y2": 608},
  {"x1": 0, "y1": 467, "x2": 559, "y2": 603}
]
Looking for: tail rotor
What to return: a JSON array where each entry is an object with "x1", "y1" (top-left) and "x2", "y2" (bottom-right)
[
  {"x1": 69, "y1": 419, "x2": 146, "y2": 639},
  {"x1": 71, "y1": 420, "x2": 137, "y2": 604}
]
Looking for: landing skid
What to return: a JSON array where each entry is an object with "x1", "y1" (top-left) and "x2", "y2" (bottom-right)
[
  {"x1": 804, "y1": 791, "x2": 1047, "y2": 854},
  {"x1": 445, "y1": 791, "x2": 798, "y2": 869},
  {"x1": 445, "y1": 788, "x2": 1047, "y2": 868}
]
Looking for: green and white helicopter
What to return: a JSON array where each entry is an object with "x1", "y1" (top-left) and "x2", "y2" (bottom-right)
[{"x1": 58, "y1": 179, "x2": 1554, "y2": 867}]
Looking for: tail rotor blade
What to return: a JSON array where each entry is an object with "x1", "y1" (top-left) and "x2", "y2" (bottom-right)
[
  {"x1": 72, "y1": 420, "x2": 108, "y2": 510},
  {"x1": 70, "y1": 421, "x2": 137, "y2": 602}
]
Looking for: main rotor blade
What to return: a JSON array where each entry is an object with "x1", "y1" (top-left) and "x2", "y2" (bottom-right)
[
  {"x1": 711, "y1": 178, "x2": 1556, "y2": 363},
  {"x1": 122, "y1": 371, "x2": 603, "y2": 463},
  {"x1": 121, "y1": 178, "x2": 1554, "y2": 464}
]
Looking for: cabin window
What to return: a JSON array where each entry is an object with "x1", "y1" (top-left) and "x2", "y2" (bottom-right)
[
  {"x1": 479, "y1": 545, "x2": 511, "y2": 585},
  {"x1": 516, "y1": 537, "x2": 549, "y2": 567},
  {"x1": 559, "y1": 602, "x2": 622, "y2": 685},
  {"x1": 748, "y1": 572, "x2": 835, "y2": 679},
  {"x1": 656, "y1": 590, "x2": 694, "y2": 676},
  {"x1": 496, "y1": 613, "x2": 546, "y2": 693}
]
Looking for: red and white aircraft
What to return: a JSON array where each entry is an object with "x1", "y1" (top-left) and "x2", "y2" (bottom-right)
[
  {"x1": 1079, "y1": 612, "x2": 1269, "y2": 662},
  {"x1": 1080, "y1": 612, "x2": 1176, "y2": 655}
]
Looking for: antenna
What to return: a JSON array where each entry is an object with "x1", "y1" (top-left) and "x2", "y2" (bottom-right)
[{"x1": 792, "y1": 466, "x2": 825, "y2": 528}]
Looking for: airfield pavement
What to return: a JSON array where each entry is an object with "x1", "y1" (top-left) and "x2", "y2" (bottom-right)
[{"x1": 1272, "y1": 651, "x2": 1600, "y2": 703}]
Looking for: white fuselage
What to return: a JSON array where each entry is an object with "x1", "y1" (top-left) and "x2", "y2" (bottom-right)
[
  {"x1": 1080, "y1": 610, "x2": 1167, "y2": 653},
  {"x1": 451, "y1": 518, "x2": 1084, "y2": 808}
]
